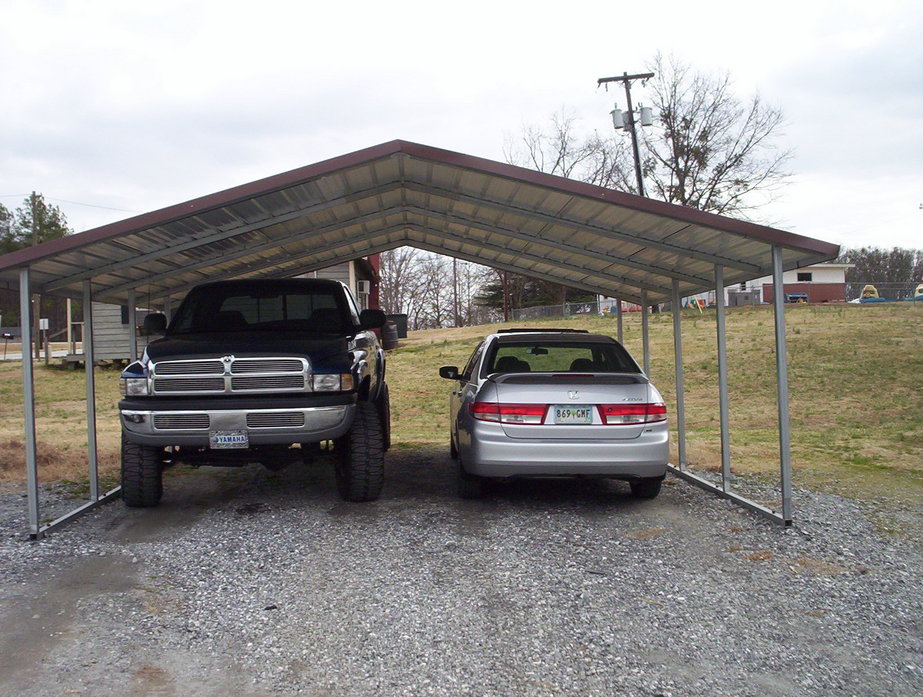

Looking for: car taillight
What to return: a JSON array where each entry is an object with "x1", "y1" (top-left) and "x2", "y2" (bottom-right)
[
  {"x1": 597, "y1": 403, "x2": 667, "y2": 425},
  {"x1": 470, "y1": 402, "x2": 547, "y2": 425}
]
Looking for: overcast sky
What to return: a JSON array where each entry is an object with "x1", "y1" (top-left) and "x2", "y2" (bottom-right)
[{"x1": 1, "y1": 0, "x2": 920, "y2": 251}]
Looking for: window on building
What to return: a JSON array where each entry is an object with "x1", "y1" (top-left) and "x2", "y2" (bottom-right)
[
  {"x1": 739, "y1": 282, "x2": 747, "y2": 291},
  {"x1": 797, "y1": 272, "x2": 813, "y2": 282}
]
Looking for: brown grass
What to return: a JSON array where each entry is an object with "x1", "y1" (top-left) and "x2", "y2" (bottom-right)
[{"x1": 1, "y1": 303, "x2": 921, "y2": 509}]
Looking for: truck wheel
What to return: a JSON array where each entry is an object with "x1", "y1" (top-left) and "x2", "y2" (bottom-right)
[
  {"x1": 375, "y1": 381, "x2": 391, "y2": 452},
  {"x1": 629, "y1": 477, "x2": 662, "y2": 499},
  {"x1": 335, "y1": 402, "x2": 384, "y2": 502},
  {"x1": 121, "y1": 435, "x2": 164, "y2": 507}
]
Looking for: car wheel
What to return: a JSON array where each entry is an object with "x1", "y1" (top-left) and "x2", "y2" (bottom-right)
[
  {"x1": 375, "y1": 381, "x2": 391, "y2": 452},
  {"x1": 121, "y1": 434, "x2": 164, "y2": 507},
  {"x1": 457, "y1": 454, "x2": 484, "y2": 499},
  {"x1": 335, "y1": 401, "x2": 385, "y2": 502},
  {"x1": 629, "y1": 477, "x2": 662, "y2": 499},
  {"x1": 449, "y1": 430, "x2": 458, "y2": 459}
]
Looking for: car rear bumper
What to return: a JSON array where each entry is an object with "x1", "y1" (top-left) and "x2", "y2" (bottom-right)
[{"x1": 464, "y1": 421, "x2": 669, "y2": 478}]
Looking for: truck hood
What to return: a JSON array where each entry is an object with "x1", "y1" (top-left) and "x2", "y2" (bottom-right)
[{"x1": 146, "y1": 332, "x2": 351, "y2": 366}]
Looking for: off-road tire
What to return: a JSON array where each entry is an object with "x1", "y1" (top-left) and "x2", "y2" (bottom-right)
[
  {"x1": 375, "y1": 381, "x2": 391, "y2": 452},
  {"x1": 335, "y1": 401, "x2": 385, "y2": 502},
  {"x1": 121, "y1": 435, "x2": 164, "y2": 507},
  {"x1": 629, "y1": 476, "x2": 662, "y2": 500},
  {"x1": 457, "y1": 455, "x2": 484, "y2": 499}
]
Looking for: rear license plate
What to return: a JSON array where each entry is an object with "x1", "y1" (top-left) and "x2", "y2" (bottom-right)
[
  {"x1": 209, "y1": 430, "x2": 249, "y2": 449},
  {"x1": 553, "y1": 406, "x2": 593, "y2": 424}
]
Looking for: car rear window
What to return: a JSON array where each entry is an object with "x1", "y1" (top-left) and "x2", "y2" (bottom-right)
[{"x1": 485, "y1": 341, "x2": 639, "y2": 374}]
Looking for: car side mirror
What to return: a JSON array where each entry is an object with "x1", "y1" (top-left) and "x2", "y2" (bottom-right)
[
  {"x1": 439, "y1": 365, "x2": 460, "y2": 380},
  {"x1": 143, "y1": 313, "x2": 167, "y2": 334},
  {"x1": 359, "y1": 309, "x2": 386, "y2": 330}
]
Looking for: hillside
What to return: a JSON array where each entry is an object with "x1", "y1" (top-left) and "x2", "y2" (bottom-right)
[
  {"x1": 1, "y1": 303, "x2": 920, "y2": 507},
  {"x1": 388, "y1": 303, "x2": 923, "y2": 504}
]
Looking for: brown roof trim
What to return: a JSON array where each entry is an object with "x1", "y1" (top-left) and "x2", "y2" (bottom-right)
[
  {"x1": 0, "y1": 139, "x2": 838, "y2": 272},
  {"x1": 394, "y1": 141, "x2": 839, "y2": 257}
]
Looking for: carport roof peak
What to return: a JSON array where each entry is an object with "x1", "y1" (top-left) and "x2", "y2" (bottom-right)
[{"x1": 0, "y1": 139, "x2": 838, "y2": 305}]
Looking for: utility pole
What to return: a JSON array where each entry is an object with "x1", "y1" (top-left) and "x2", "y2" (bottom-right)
[{"x1": 597, "y1": 71, "x2": 654, "y2": 197}]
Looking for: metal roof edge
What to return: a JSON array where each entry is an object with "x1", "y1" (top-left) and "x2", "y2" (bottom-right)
[{"x1": 0, "y1": 138, "x2": 840, "y2": 273}]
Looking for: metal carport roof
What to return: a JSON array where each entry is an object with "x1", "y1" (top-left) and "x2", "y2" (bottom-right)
[
  {"x1": 2, "y1": 139, "x2": 841, "y2": 535},
  {"x1": 0, "y1": 140, "x2": 838, "y2": 304}
]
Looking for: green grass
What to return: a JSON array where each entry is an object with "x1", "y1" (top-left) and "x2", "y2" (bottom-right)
[{"x1": 388, "y1": 303, "x2": 923, "y2": 505}]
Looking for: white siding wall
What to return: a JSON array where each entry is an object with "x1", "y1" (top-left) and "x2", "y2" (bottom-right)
[{"x1": 86, "y1": 302, "x2": 149, "y2": 361}]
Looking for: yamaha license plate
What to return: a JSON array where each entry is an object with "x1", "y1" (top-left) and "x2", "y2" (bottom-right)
[
  {"x1": 209, "y1": 430, "x2": 249, "y2": 449},
  {"x1": 553, "y1": 406, "x2": 593, "y2": 424}
]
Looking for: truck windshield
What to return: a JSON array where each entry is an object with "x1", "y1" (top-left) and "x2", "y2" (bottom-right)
[{"x1": 169, "y1": 285, "x2": 349, "y2": 334}]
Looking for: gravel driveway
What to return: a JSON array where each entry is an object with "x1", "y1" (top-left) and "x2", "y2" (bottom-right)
[{"x1": 0, "y1": 448, "x2": 920, "y2": 697}]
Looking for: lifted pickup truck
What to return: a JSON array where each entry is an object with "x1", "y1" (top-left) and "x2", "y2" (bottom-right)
[{"x1": 118, "y1": 278, "x2": 390, "y2": 506}]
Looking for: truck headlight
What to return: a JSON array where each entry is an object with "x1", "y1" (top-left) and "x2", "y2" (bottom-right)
[
  {"x1": 120, "y1": 377, "x2": 150, "y2": 396},
  {"x1": 312, "y1": 373, "x2": 354, "y2": 391}
]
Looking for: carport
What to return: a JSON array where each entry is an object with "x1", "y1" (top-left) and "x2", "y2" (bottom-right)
[{"x1": 0, "y1": 140, "x2": 839, "y2": 536}]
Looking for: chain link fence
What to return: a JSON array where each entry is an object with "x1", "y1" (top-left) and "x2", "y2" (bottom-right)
[
  {"x1": 845, "y1": 282, "x2": 923, "y2": 301},
  {"x1": 511, "y1": 299, "x2": 638, "y2": 321}
]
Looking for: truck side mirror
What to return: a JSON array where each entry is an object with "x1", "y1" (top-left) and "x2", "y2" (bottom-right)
[
  {"x1": 359, "y1": 309, "x2": 386, "y2": 330},
  {"x1": 143, "y1": 313, "x2": 167, "y2": 334},
  {"x1": 439, "y1": 366, "x2": 460, "y2": 380}
]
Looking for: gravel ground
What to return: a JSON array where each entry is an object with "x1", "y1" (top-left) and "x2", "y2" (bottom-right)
[{"x1": 0, "y1": 448, "x2": 920, "y2": 697}]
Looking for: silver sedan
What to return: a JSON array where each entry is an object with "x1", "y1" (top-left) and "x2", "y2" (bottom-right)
[{"x1": 439, "y1": 329, "x2": 669, "y2": 499}]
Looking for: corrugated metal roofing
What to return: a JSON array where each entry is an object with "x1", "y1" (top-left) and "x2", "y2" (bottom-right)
[{"x1": 0, "y1": 140, "x2": 839, "y2": 305}]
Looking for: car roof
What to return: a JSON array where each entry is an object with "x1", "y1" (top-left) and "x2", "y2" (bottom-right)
[{"x1": 488, "y1": 330, "x2": 618, "y2": 344}]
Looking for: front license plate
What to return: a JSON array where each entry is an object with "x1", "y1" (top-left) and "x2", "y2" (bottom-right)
[
  {"x1": 553, "y1": 405, "x2": 593, "y2": 424},
  {"x1": 209, "y1": 430, "x2": 249, "y2": 449}
]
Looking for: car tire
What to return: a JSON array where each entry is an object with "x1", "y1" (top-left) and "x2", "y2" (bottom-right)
[
  {"x1": 334, "y1": 401, "x2": 385, "y2": 502},
  {"x1": 375, "y1": 381, "x2": 391, "y2": 452},
  {"x1": 457, "y1": 455, "x2": 484, "y2": 499},
  {"x1": 629, "y1": 477, "x2": 662, "y2": 499},
  {"x1": 121, "y1": 435, "x2": 163, "y2": 507},
  {"x1": 449, "y1": 431, "x2": 458, "y2": 459}
]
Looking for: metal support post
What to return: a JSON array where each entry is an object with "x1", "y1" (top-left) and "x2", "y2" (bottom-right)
[
  {"x1": 615, "y1": 297, "x2": 624, "y2": 344},
  {"x1": 671, "y1": 280, "x2": 687, "y2": 470},
  {"x1": 127, "y1": 289, "x2": 138, "y2": 361},
  {"x1": 20, "y1": 268, "x2": 41, "y2": 538},
  {"x1": 83, "y1": 281, "x2": 99, "y2": 501},
  {"x1": 771, "y1": 246, "x2": 794, "y2": 522},
  {"x1": 640, "y1": 290, "x2": 650, "y2": 376},
  {"x1": 714, "y1": 265, "x2": 731, "y2": 491}
]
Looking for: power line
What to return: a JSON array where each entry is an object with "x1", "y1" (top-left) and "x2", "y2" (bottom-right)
[{"x1": 0, "y1": 193, "x2": 138, "y2": 213}]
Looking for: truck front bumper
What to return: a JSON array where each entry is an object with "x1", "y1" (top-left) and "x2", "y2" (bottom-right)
[{"x1": 119, "y1": 395, "x2": 356, "y2": 447}]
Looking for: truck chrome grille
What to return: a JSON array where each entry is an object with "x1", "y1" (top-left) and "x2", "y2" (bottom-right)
[
  {"x1": 153, "y1": 414, "x2": 210, "y2": 430},
  {"x1": 153, "y1": 377, "x2": 226, "y2": 393},
  {"x1": 231, "y1": 375, "x2": 305, "y2": 390},
  {"x1": 154, "y1": 360, "x2": 223, "y2": 375},
  {"x1": 151, "y1": 356, "x2": 311, "y2": 394},
  {"x1": 232, "y1": 359, "x2": 303, "y2": 374},
  {"x1": 246, "y1": 412, "x2": 306, "y2": 428}
]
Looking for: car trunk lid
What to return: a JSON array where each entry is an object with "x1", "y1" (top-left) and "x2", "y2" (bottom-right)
[{"x1": 491, "y1": 373, "x2": 652, "y2": 440}]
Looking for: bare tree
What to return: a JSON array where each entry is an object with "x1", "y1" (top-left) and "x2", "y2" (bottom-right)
[
  {"x1": 634, "y1": 54, "x2": 792, "y2": 216},
  {"x1": 504, "y1": 109, "x2": 629, "y2": 188},
  {"x1": 510, "y1": 56, "x2": 791, "y2": 220},
  {"x1": 379, "y1": 247, "x2": 420, "y2": 315},
  {"x1": 379, "y1": 247, "x2": 494, "y2": 330}
]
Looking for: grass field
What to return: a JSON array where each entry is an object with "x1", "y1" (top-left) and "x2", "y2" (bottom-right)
[{"x1": 1, "y1": 303, "x2": 921, "y2": 506}]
